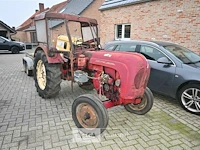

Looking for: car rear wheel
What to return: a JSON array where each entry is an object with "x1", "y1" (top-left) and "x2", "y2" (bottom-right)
[
  {"x1": 11, "y1": 46, "x2": 19, "y2": 54},
  {"x1": 178, "y1": 84, "x2": 200, "y2": 115}
]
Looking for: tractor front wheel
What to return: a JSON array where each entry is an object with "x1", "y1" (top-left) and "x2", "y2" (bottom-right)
[
  {"x1": 34, "y1": 50, "x2": 62, "y2": 98},
  {"x1": 124, "y1": 87, "x2": 153, "y2": 115},
  {"x1": 72, "y1": 94, "x2": 109, "y2": 135}
]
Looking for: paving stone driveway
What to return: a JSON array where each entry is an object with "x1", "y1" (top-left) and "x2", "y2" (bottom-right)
[{"x1": 0, "y1": 51, "x2": 200, "y2": 150}]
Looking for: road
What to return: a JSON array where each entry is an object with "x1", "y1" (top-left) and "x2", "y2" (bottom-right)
[{"x1": 0, "y1": 50, "x2": 200, "y2": 150}]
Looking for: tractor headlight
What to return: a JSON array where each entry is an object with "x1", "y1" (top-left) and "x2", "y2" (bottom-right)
[{"x1": 115, "y1": 79, "x2": 120, "y2": 87}]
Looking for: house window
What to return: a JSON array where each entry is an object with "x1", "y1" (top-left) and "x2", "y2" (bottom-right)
[
  {"x1": 30, "y1": 32, "x2": 37, "y2": 43},
  {"x1": 115, "y1": 24, "x2": 131, "y2": 40}
]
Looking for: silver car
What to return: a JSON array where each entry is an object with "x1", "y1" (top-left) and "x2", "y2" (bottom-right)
[{"x1": 103, "y1": 40, "x2": 200, "y2": 114}]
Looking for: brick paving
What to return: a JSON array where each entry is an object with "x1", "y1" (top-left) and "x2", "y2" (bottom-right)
[{"x1": 0, "y1": 51, "x2": 200, "y2": 150}]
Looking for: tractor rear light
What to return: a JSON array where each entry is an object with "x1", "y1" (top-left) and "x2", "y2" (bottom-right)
[
  {"x1": 134, "y1": 68, "x2": 144, "y2": 89},
  {"x1": 78, "y1": 54, "x2": 87, "y2": 69},
  {"x1": 115, "y1": 79, "x2": 121, "y2": 87}
]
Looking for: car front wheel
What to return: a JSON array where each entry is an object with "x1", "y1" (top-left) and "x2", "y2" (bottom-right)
[
  {"x1": 178, "y1": 84, "x2": 200, "y2": 115},
  {"x1": 11, "y1": 46, "x2": 19, "y2": 54}
]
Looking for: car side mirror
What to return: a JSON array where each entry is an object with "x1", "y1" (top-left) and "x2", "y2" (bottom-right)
[
  {"x1": 157, "y1": 57, "x2": 172, "y2": 64},
  {"x1": 3, "y1": 40, "x2": 6, "y2": 43}
]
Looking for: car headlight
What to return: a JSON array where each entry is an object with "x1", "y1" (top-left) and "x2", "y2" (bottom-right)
[{"x1": 20, "y1": 43, "x2": 24, "y2": 46}]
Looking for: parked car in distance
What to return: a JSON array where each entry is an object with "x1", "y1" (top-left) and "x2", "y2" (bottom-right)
[
  {"x1": 103, "y1": 40, "x2": 200, "y2": 114},
  {"x1": 0, "y1": 36, "x2": 25, "y2": 53}
]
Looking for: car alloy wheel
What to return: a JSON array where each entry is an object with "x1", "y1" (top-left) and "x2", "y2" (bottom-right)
[{"x1": 181, "y1": 87, "x2": 200, "y2": 113}]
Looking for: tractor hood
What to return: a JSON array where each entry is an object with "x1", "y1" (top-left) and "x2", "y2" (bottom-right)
[{"x1": 85, "y1": 51, "x2": 150, "y2": 100}]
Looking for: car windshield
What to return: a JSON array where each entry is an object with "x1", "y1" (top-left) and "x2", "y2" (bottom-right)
[
  {"x1": 163, "y1": 45, "x2": 200, "y2": 64},
  {"x1": 0, "y1": 36, "x2": 10, "y2": 42}
]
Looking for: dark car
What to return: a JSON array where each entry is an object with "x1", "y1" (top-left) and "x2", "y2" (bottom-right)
[
  {"x1": 0, "y1": 36, "x2": 25, "y2": 53},
  {"x1": 103, "y1": 40, "x2": 200, "y2": 114}
]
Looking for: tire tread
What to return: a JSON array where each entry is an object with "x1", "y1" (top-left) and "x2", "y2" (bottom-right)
[{"x1": 34, "y1": 50, "x2": 62, "y2": 98}]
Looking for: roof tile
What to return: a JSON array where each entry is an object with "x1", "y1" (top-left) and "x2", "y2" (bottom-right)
[
  {"x1": 62, "y1": 0, "x2": 94, "y2": 15},
  {"x1": 0, "y1": 20, "x2": 16, "y2": 33}
]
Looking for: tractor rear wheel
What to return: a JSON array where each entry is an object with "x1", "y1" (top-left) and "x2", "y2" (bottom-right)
[
  {"x1": 72, "y1": 94, "x2": 109, "y2": 135},
  {"x1": 124, "y1": 87, "x2": 153, "y2": 115},
  {"x1": 34, "y1": 50, "x2": 62, "y2": 98}
]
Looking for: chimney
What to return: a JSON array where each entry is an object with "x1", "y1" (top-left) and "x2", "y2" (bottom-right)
[
  {"x1": 35, "y1": 9, "x2": 39, "y2": 13},
  {"x1": 39, "y1": 3, "x2": 44, "y2": 12},
  {"x1": 12, "y1": 27, "x2": 15, "y2": 30}
]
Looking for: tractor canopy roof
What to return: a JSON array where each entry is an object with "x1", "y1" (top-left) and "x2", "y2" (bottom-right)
[{"x1": 34, "y1": 12, "x2": 98, "y2": 27}]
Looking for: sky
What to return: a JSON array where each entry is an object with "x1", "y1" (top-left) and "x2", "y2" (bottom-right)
[{"x1": 0, "y1": 0, "x2": 66, "y2": 27}]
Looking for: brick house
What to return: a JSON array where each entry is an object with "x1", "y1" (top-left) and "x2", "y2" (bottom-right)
[
  {"x1": 0, "y1": 21, "x2": 16, "y2": 39},
  {"x1": 99, "y1": 0, "x2": 200, "y2": 53},
  {"x1": 15, "y1": 3, "x2": 48, "y2": 43},
  {"x1": 15, "y1": 0, "x2": 104, "y2": 46},
  {"x1": 15, "y1": 1, "x2": 68, "y2": 43}
]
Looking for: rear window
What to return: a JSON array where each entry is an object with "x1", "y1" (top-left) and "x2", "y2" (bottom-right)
[
  {"x1": 116, "y1": 43, "x2": 137, "y2": 52},
  {"x1": 104, "y1": 45, "x2": 116, "y2": 51}
]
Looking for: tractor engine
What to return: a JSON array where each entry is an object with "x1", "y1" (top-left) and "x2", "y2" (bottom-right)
[
  {"x1": 73, "y1": 68, "x2": 119, "y2": 101},
  {"x1": 73, "y1": 70, "x2": 117, "y2": 99},
  {"x1": 93, "y1": 72, "x2": 117, "y2": 100}
]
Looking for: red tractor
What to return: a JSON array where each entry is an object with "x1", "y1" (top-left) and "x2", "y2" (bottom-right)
[{"x1": 32, "y1": 12, "x2": 153, "y2": 135}]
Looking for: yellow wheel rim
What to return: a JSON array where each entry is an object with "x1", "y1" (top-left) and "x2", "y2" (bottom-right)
[{"x1": 36, "y1": 60, "x2": 46, "y2": 90}]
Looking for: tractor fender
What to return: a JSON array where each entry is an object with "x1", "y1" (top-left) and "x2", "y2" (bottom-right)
[
  {"x1": 87, "y1": 51, "x2": 150, "y2": 100},
  {"x1": 23, "y1": 56, "x2": 34, "y2": 70},
  {"x1": 34, "y1": 46, "x2": 64, "y2": 64}
]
